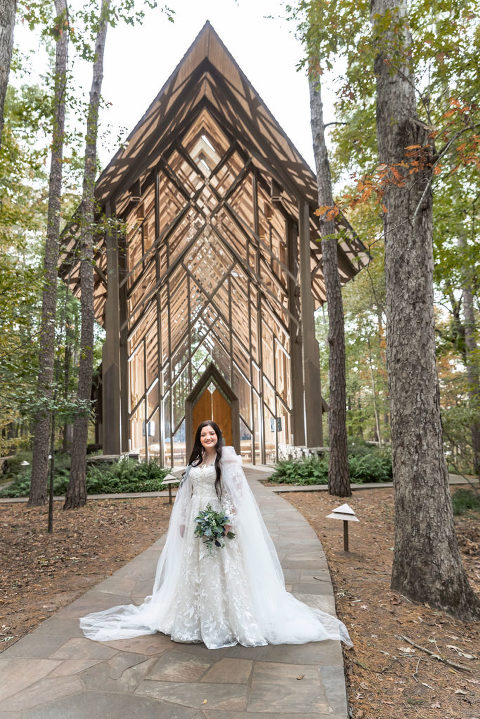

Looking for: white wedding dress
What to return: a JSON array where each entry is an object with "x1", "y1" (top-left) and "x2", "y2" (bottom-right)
[{"x1": 80, "y1": 447, "x2": 351, "y2": 649}]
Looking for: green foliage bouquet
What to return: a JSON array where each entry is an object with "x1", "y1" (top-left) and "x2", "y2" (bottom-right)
[{"x1": 194, "y1": 504, "x2": 235, "y2": 553}]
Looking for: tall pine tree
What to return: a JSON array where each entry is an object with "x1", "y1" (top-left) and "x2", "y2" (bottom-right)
[
  {"x1": 64, "y1": 0, "x2": 110, "y2": 509},
  {"x1": 309, "y1": 70, "x2": 351, "y2": 497},
  {"x1": 371, "y1": 0, "x2": 479, "y2": 618},
  {"x1": 29, "y1": 0, "x2": 69, "y2": 506}
]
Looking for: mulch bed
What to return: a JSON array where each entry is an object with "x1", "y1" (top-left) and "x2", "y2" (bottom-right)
[
  {"x1": 284, "y1": 486, "x2": 480, "y2": 719},
  {"x1": 0, "y1": 498, "x2": 172, "y2": 653}
]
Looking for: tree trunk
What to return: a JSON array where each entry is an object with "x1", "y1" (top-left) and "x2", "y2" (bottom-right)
[
  {"x1": 0, "y1": 0, "x2": 16, "y2": 149},
  {"x1": 458, "y1": 235, "x2": 480, "y2": 475},
  {"x1": 367, "y1": 338, "x2": 382, "y2": 445},
  {"x1": 309, "y1": 72, "x2": 351, "y2": 497},
  {"x1": 464, "y1": 283, "x2": 480, "y2": 475},
  {"x1": 371, "y1": 0, "x2": 480, "y2": 618},
  {"x1": 62, "y1": 312, "x2": 73, "y2": 452},
  {"x1": 29, "y1": 0, "x2": 69, "y2": 506},
  {"x1": 64, "y1": 0, "x2": 110, "y2": 509}
]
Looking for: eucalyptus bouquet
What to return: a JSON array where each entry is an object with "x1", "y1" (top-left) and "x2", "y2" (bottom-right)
[{"x1": 194, "y1": 504, "x2": 235, "y2": 553}]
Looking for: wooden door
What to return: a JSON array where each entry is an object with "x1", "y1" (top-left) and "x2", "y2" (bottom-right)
[
  {"x1": 192, "y1": 387, "x2": 212, "y2": 434},
  {"x1": 212, "y1": 388, "x2": 233, "y2": 446},
  {"x1": 192, "y1": 386, "x2": 233, "y2": 447}
]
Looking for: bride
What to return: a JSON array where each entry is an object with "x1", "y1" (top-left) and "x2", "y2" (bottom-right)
[{"x1": 80, "y1": 421, "x2": 352, "y2": 649}]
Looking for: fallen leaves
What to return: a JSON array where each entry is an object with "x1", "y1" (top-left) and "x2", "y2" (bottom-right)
[
  {"x1": 0, "y1": 498, "x2": 172, "y2": 652},
  {"x1": 285, "y1": 487, "x2": 480, "y2": 719},
  {"x1": 447, "y1": 645, "x2": 477, "y2": 660}
]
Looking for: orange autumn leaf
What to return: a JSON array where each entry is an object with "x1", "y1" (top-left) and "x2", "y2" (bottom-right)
[{"x1": 314, "y1": 205, "x2": 333, "y2": 216}]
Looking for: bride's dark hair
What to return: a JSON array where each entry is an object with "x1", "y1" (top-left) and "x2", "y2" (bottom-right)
[{"x1": 188, "y1": 421, "x2": 223, "y2": 499}]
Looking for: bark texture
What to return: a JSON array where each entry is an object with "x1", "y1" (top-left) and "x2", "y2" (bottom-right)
[
  {"x1": 64, "y1": 0, "x2": 110, "y2": 510},
  {"x1": 371, "y1": 0, "x2": 480, "y2": 618},
  {"x1": 0, "y1": 0, "x2": 16, "y2": 148},
  {"x1": 29, "y1": 0, "x2": 69, "y2": 506},
  {"x1": 309, "y1": 74, "x2": 351, "y2": 497}
]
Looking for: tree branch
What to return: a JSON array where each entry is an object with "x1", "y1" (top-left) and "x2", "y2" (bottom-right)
[
  {"x1": 396, "y1": 635, "x2": 472, "y2": 672},
  {"x1": 412, "y1": 123, "x2": 480, "y2": 222}
]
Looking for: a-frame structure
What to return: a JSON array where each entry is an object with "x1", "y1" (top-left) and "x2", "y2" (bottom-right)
[{"x1": 59, "y1": 22, "x2": 367, "y2": 466}]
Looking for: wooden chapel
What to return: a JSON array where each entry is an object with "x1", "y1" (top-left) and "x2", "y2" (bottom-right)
[{"x1": 59, "y1": 22, "x2": 367, "y2": 466}]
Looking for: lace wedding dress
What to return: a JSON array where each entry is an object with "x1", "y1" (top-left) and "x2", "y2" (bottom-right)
[{"x1": 80, "y1": 447, "x2": 351, "y2": 649}]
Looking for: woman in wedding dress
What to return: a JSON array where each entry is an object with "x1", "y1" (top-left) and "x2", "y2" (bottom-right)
[{"x1": 80, "y1": 421, "x2": 352, "y2": 650}]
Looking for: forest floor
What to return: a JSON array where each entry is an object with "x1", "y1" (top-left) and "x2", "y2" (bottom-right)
[
  {"x1": 284, "y1": 486, "x2": 480, "y2": 719},
  {"x1": 1, "y1": 486, "x2": 479, "y2": 719},
  {"x1": 0, "y1": 498, "x2": 173, "y2": 653}
]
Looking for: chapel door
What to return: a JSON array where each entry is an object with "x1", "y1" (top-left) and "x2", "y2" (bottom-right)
[
  {"x1": 186, "y1": 363, "x2": 240, "y2": 456},
  {"x1": 192, "y1": 383, "x2": 233, "y2": 447}
]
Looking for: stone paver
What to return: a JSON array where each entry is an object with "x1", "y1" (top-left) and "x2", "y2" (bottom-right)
[{"x1": 0, "y1": 469, "x2": 349, "y2": 718}]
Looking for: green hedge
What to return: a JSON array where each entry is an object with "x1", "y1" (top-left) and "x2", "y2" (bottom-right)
[
  {"x1": 0, "y1": 455, "x2": 168, "y2": 497},
  {"x1": 271, "y1": 446, "x2": 392, "y2": 485},
  {"x1": 452, "y1": 488, "x2": 480, "y2": 516}
]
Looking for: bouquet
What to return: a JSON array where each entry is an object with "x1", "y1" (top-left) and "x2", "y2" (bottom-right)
[{"x1": 194, "y1": 504, "x2": 235, "y2": 553}]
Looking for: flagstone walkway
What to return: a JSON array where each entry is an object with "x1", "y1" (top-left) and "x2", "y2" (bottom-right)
[{"x1": 0, "y1": 469, "x2": 349, "y2": 719}]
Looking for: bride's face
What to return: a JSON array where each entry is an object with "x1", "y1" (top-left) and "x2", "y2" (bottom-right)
[{"x1": 200, "y1": 425, "x2": 218, "y2": 451}]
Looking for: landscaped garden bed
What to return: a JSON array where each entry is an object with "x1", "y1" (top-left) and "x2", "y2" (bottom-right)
[
  {"x1": 269, "y1": 443, "x2": 393, "y2": 486},
  {"x1": 0, "y1": 453, "x2": 168, "y2": 497},
  {"x1": 0, "y1": 498, "x2": 173, "y2": 651},
  {"x1": 284, "y1": 485, "x2": 480, "y2": 719}
]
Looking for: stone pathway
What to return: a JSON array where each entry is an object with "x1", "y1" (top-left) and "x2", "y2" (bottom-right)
[{"x1": 0, "y1": 469, "x2": 348, "y2": 718}]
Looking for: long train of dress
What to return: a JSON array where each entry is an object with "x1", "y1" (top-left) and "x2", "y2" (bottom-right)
[{"x1": 80, "y1": 447, "x2": 352, "y2": 649}]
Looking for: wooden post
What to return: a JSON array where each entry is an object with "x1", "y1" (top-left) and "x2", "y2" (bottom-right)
[
  {"x1": 117, "y1": 214, "x2": 129, "y2": 453},
  {"x1": 154, "y1": 166, "x2": 164, "y2": 466},
  {"x1": 286, "y1": 217, "x2": 305, "y2": 446},
  {"x1": 252, "y1": 171, "x2": 266, "y2": 464},
  {"x1": 298, "y1": 200, "x2": 323, "y2": 447},
  {"x1": 102, "y1": 200, "x2": 121, "y2": 455},
  {"x1": 343, "y1": 520, "x2": 349, "y2": 552}
]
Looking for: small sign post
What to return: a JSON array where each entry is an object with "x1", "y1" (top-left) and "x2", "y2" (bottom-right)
[{"x1": 326, "y1": 503, "x2": 359, "y2": 552}]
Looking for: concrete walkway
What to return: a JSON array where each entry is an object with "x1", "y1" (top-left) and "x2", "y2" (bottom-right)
[{"x1": 0, "y1": 469, "x2": 348, "y2": 719}]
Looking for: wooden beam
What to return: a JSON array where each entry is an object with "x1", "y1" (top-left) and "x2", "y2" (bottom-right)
[
  {"x1": 109, "y1": 63, "x2": 210, "y2": 207},
  {"x1": 154, "y1": 166, "x2": 165, "y2": 466},
  {"x1": 206, "y1": 71, "x2": 302, "y2": 202},
  {"x1": 253, "y1": 171, "x2": 266, "y2": 464},
  {"x1": 102, "y1": 201, "x2": 122, "y2": 454},
  {"x1": 118, "y1": 213, "x2": 129, "y2": 453},
  {"x1": 287, "y1": 217, "x2": 305, "y2": 446},
  {"x1": 299, "y1": 199, "x2": 323, "y2": 447}
]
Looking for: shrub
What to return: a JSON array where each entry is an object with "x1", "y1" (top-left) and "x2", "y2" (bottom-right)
[
  {"x1": 347, "y1": 439, "x2": 377, "y2": 457},
  {"x1": 452, "y1": 488, "x2": 480, "y2": 516},
  {"x1": 1, "y1": 450, "x2": 34, "y2": 478},
  {"x1": 348, "y1": 451, "x2": 392, "y2": 483},
  {"x1": 271, "y1": 446, "x2": 392, "y2": 485},
  {"x1": 85, "y1": 458, "x2": 167, "y2": 494},
  {"x1": 271, "y1": 456, "x2": 329, "y2": 485},
  {"x1": 0, "y1": 456, "x2": 167, "y2": 497}
]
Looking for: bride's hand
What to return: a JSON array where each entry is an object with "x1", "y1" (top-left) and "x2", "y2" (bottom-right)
[{"x1": 224, "y1": 524, "x2": 232, "y2": 534}]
